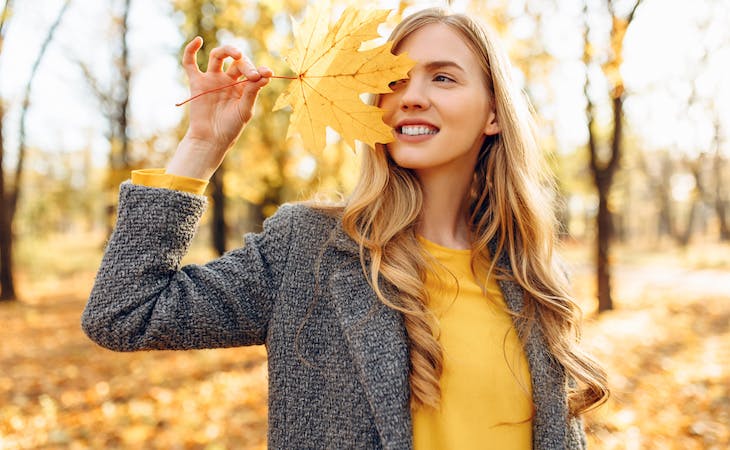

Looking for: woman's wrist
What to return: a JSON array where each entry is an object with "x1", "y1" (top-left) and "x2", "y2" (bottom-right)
[{"x1": 166, "y1": 136, "x2": 227, "y2": 181}]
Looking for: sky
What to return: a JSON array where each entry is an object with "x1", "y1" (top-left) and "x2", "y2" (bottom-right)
[
  {"x1": 1, "y1": 0, "x2": 185, "y2": 167},
  {"x1": 0, "y1": 0, "x2": 728, "y2": 172}
]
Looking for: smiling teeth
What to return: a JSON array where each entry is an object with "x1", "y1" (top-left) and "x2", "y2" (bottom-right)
[{"x1": 400, "y1": 125, "x2": 438, "y2": 136}]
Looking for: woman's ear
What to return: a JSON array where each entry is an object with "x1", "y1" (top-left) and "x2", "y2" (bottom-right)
[{"x1": 484, "y1": 107, "x2": 500, "y2": 136}]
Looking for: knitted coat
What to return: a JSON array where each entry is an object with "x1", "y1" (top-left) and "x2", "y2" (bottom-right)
[{"x1": 82, "y1": 183, "x2": 586, "y2": 449}]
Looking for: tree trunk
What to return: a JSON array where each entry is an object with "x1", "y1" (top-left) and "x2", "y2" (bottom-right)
[
  {"x1": 106, "y1": 0, "x2": 132, "y2": 235},
  {"x1": 583, "y1": 0, "x2": 642, "y2": 312},
  {"x1": 712, "y1": 122, "x2": 730, "y2": 241},
  {"x1": 0, "y1": 104, "x2": 16, "y2": 300},
  {"x1": 210, "y1": 168, "x2": 226, "y2": 255},
  {"x1": 596, "y1": 181, "x2": 612, "y2": 312},
  {"x1": 636, "y1": 149, "x2": 674, "y2": 243},
  {"x1": 0, "y1": 1, "x2": 16, "y2": 300},
  {"x1": 677, "y1": 198, "x2": 697, "y2": 248},
  {"x1": 658, "y1": 154, "x2": 675, "y2": 240},
  {"x1": 675, "y1": 159, "x2": 705, "y2": 247},
  {"x1": 716, "y1": 176, "x2": 730, "y2": 241},
  {"x1": 119, "y1": 0, "x2": 131, "y2": 167},
  {"x1": 717, "y1": 199, "x2": 730, "y2": 241}
]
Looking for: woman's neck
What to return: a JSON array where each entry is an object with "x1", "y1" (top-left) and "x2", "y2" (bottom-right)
[{"x1": 416, "y1": 168, "x2": 473, "y2": 250}]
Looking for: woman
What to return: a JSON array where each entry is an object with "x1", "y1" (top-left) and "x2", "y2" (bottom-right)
[{"x1": 83, "y1": 7, "x2": 608, "y2": 449}]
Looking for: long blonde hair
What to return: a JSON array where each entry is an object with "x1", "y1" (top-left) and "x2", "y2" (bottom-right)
[{"x1": 340, "y1": 7, "x2": 608, "y2": 416}]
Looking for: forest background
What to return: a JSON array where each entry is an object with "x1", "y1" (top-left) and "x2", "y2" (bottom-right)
[{"x1": 0, "y1": 0, "x2": 729, "y2": 448}]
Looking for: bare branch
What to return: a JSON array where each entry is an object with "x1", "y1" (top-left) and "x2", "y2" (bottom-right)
[
  {"x1": 626, "y1": 0, "x2": 644, "y2": 24},
  {"x1": 582, "y1": 0, "x2": 599, "y2": 176},
  {"x1": 12, "y1": 0, "x2": 72, "y2": 213},
  {"x1": 71, "y1": 55, "x2": 113, "y2": 107},
  {"x1": 0, "y1": 0, "x2": 13, "y2": 43}
]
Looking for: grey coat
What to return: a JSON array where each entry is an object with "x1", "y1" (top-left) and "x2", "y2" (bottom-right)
[{"x1": 82, "y1": 183, "x2": 586, "y2": 449}]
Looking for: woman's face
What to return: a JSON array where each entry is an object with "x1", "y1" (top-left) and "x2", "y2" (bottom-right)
[{"x1": 380, "y1": 23, "x2": 499, "y2": 177}]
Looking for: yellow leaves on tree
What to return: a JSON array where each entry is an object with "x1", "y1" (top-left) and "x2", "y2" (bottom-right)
[{"x1": 273, "y1": 5, "x2": 415, "y2": 152}]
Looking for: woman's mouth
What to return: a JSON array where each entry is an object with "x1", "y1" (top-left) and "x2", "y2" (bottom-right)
[{"x1": 397, "y1": 125, "x2": 439, "y2": 136}]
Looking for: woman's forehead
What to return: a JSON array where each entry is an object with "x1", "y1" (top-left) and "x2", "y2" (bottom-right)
[
  {"x1": 396, "y1": 23, "x2": 482, "y2": 72},
  {"x1": 395, "y1": 23, "x2": 482, "y2": 78}
]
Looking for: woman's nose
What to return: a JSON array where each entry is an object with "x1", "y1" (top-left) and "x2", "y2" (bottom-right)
[{"x1": 399, "y1": 79, "x2": 429, "y2": 110}]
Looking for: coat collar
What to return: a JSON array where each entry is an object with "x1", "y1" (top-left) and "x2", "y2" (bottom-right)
[
  {"x1": 328, "y1": 219, "x2": 361, "y2": 256},
  {"x1": 328, "y1": 253, "x2": 413, "y2": 449}
]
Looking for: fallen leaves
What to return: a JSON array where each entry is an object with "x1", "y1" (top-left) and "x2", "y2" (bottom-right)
[
  {"x1": 0, "y1": 275, "x2": 269, "y2": 449},
  {"x1": 572, "y1": 252, "x2": 730, "y2": 449}
]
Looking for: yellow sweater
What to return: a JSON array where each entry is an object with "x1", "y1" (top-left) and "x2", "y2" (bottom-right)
[
  {"x1": 413, "y1": 237, "x2": 532, "y2": 449},
  {"x1": 131, "y1": 169, "x2": 533, "y2": 448}
]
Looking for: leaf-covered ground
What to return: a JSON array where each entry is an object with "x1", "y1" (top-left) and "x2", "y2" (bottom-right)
[{"x1": 1, "y1": 242, "x2": 728, "y2": 449}]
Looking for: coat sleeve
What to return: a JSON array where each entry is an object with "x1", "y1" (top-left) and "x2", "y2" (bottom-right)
[{"x1": 81, "y1": 182, "x2": 295, "y2": 351}]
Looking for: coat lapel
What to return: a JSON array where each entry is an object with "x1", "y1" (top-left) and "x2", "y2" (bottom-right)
[
  {"x1": 327, "y1": 226, "x2": 413, "y2": 449},
  {"x1": 492, "y1": 243, "x2": 569, "y2": 449}
]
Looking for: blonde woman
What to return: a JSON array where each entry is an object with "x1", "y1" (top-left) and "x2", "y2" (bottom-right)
[{"x1": 83, "y1": 7, "x2": 607, "y2": 449}]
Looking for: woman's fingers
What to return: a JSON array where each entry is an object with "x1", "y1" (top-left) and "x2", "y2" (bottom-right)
[
  {"x1": 237, "y1": 74, "x2": 270, "y2": 122},
  {"x1": 182, "y1": 36, "x2": 204, "y2": 79},
  {"x1": 182, "y1": 37, "x2": 265, "y2": 84},
  {"x1": 226, "y1": 55, "x2": 261, "y2": 81},
  {"x1": 226, "y1": 60, "x2": 244, "y2": 80},
  {"x1": 226, "y1": 57, "x2": 251, "y2": 80},
  {"x1": 208, "y1": 45, "x2": 243, "y2": 73},
  {"x1": 225, "y1": 58, "x2": 268, "y2": 80},
  {"x1": 242, "y1": 67, "x2": 271, "y2": 95},
  {"x1": 258, "y1": 66, "x2": 273, "y2": 78}
]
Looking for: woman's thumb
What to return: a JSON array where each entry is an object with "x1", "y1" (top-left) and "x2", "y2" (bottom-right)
[{"x1": 239, "y1": 76, "x2": 270, "y2": 109}]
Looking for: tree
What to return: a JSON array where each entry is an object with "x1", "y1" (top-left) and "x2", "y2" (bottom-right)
[
  {"x1": 75, "y1": 0, "x2": 133, "y2": 235},
  {"x1": 635, "y1": 149, "x2": 676, "y2": 242},
  {"x1": 0, "y1": 0, "x2": 14, "y2": 300},
  {"x1": 582, "y1": 0, "x2": 643, "y2": 312},
  {"x1": 0, "y1": 3, "x2": 10, "y2": 301},
  {"x1": 688, "y1": 9, "x2": 730, "y2": 242},
  {"x1": 0, "y1": 0, "x2": 70, "y2": 300},
  {"x1": 14, "y1": 0, "x2": 71, "y2": 217},
  {"x1": 710, "y1": 117, "x2": 729, "y2": 241}
]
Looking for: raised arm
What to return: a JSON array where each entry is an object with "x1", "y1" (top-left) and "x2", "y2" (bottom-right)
[
  {"x1": 82, "y1": 38, "x2": 283, "y2": 351},
  {"x1": 166, "y1": 36, "x2": 272, "y2": 181}
]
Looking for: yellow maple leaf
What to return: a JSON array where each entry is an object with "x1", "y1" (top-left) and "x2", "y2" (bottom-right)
[{"x1": 273, "y1": 4, "x2": 415, "y2": 152}]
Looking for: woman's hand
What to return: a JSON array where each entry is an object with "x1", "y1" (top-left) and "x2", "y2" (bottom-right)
[{"x1": 167, "y1": 37, "x2": 272, "y2": 180}]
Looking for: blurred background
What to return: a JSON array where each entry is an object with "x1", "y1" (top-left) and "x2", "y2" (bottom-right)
[{"x1": 0, "y1": 0, "x2": 728, "y2": 448}]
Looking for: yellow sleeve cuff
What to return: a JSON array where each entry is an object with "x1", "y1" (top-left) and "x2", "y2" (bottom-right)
[{"x1": 131, "y1": 168, "x2": 208, "y2": 195}]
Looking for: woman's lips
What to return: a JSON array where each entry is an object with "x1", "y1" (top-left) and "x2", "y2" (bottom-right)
[
  {"x1": 394, "y1": 127, "x2": 439, "y2": 143},
  {"x1": 394, "y1": 122, "x2": 440, "y2": 143}
]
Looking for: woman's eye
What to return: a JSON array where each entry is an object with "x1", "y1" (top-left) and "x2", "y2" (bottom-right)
[
  {"x1": 388, "y1": 79, "x2": 407, "y2": 89},
  {"x1": 434, "y1": 74, "x2": 455, "y2": 83}
]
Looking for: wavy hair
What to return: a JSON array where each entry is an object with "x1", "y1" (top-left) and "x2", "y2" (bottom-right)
[{"x1": 338, "y1": 7, "x2": 608, "y2": 416}]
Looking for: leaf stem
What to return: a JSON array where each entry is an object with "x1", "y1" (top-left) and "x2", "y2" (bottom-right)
[{"x1": 175, "y1": 75, "x2": 299, "y2": 106}]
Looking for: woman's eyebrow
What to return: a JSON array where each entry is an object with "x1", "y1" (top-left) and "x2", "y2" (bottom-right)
[{"x1": 422, "y1": 60, "x2": 465, "y2": 72}]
